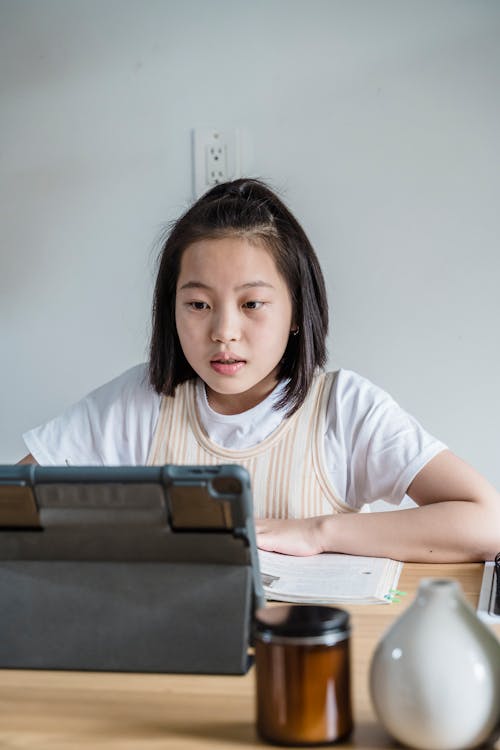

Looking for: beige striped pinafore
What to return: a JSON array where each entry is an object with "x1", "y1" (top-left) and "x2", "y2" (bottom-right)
[{"x1": 147, "y1": 371, "x2": 356, "y2": 519}]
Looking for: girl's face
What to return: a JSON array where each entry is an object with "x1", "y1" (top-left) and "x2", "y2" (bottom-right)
[{"x1": 175, "y1": 235, "x2": 294, "y2": 414}]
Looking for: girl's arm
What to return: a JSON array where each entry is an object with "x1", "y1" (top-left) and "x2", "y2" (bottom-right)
[{"x1": 255, "y1": 450, "x2": 500, "y2": 562}]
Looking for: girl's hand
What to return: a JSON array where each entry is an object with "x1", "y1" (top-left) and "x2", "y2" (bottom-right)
[{"x1": 255, "y1": 517, "x2": 327, "y2": 557}]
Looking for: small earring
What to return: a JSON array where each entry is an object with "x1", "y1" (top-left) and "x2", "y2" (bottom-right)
[{"x1": 291, "y1": 327, "x2": 299, "y2": 337}]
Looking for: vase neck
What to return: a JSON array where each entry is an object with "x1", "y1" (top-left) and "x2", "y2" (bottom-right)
[{"x1": 416, "y1": 578, "x2": 462, "y2": 605}]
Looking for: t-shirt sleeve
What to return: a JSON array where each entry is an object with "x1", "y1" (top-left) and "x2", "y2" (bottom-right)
[
  {"x1": 328, "y1": 370, "x2": 448, "y2": 509},
  {"x1": 22, "y1": 364, "x2": 161, "y2": 466}
]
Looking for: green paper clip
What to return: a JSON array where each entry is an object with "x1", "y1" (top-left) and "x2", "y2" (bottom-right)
[{"x1": 384, "y1": 589, "x2": 407, "y2": 603}]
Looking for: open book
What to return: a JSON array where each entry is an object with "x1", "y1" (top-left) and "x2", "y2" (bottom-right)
[{"x1": 258, "y1": 549, "x2": 403, "y2": 605}]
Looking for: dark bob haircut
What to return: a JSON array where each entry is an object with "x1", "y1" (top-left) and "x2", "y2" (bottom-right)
[{"x1": 149, "y1": 178, "x2": 329, "y2": 417}]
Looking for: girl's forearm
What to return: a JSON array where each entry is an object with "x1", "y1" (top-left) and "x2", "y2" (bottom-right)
[{"x1": 317, "y1": 500, "x2": 499, "y2": 563}]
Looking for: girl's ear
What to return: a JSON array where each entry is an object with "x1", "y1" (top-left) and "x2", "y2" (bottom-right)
[{"x1": 290, "y1": 327, "x2": 299, "y2": 337}]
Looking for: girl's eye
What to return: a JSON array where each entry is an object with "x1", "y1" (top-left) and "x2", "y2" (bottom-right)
[
  {"x1": 243, "y1": 300, "x2": 264, "y2": 310},
  {"x1": 189, "y1": 301, "x2": 209, "y2": 311}
]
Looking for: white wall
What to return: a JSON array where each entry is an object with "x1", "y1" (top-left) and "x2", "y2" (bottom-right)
[{"x1": 1, "y1": 0, "x2": 499, "y2": 487}]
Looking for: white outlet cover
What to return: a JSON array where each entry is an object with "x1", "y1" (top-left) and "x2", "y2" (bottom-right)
[{"x1": 192, "y1": 128, "x2": 241, "y2": 199}]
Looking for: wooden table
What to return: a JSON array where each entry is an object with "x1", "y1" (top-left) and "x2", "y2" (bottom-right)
[{"x1": 0, "y1": 563, "x2": 498, "y2": 749}]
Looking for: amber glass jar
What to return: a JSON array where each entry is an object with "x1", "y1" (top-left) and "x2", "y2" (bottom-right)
[{"x1": 254, "y1": 605, "x2": 352, "y2": 746}]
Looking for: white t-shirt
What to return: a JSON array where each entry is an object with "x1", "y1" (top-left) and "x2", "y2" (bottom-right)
[{"x1": 23, "y1": 363, "x2": 447, "y2": 511}]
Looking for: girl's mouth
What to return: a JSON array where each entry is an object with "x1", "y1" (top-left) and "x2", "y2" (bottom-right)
[{"x1": 210, "y1": 358, "x2": 246, "y2": 376}]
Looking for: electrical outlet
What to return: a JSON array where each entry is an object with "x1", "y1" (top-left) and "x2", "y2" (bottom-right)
[
  {"x1": 192, "y1": 129, "x2": 241, "y2": 199},
  {"x1": 206, "y1": 137, "x2": 227, "y2": 186}
]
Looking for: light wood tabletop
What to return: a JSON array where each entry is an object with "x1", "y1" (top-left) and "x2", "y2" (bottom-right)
[{"x1": 0, "y1": 563, "x2": 498, "y2": 749}]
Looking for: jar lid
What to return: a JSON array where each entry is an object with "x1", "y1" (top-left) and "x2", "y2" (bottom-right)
[{"x1": 254, "y1": 604, "x2": 350, "y2": 639}]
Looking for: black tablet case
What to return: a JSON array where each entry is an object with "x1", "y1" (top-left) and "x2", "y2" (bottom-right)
[{"x1": 0, "y1": 464, "x2": 264, "y2": 674}]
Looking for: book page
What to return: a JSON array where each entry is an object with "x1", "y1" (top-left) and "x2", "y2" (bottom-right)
[{"x1": 259, "y1": 549, "x2": 403, "y2": 605}]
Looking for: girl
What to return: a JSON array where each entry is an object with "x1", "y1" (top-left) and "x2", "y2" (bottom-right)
[{"x1": 20, "y1": 179, "x2": 500, "y2": 562}]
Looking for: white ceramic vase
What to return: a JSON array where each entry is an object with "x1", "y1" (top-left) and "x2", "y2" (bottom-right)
[{"x1": 369, "y1": 578, "x2": 500, "y2": 750}]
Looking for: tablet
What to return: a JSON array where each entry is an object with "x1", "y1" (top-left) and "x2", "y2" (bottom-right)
[{"x1": 0, "y1": 464, "x2": 264, "y2": 674}]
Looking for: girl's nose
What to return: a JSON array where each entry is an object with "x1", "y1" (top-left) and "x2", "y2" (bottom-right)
[{"x1": 211, "y1": 309, "x2": 241, "y2": 343}]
